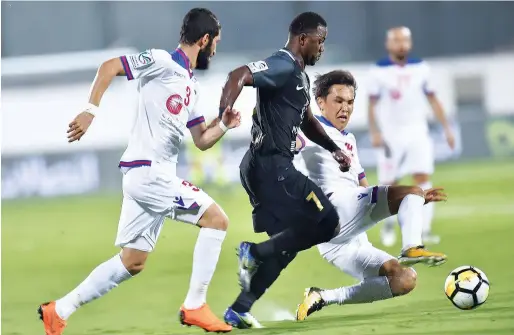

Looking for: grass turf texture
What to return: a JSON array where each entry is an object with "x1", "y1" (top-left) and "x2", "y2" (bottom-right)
[{"x1": 3, "y1": 159, "x2": 514, "y2": 335}]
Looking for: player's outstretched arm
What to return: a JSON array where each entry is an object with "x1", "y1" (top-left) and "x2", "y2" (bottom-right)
[
  {"x1": 219, "y1": 56, "x2": 294, "y2": 117},
  {"x1": 301, "y1": 107, "x2": 351, "y2": 172},
  {"x1": 219, "y1": 66, "x2": 254, "y2": 118},
  {"x1": 189, "y1": 107, "x2": 241, "y2": 151},
  {"x1": 67, "y1": 57, "x2": 126, "y2": 143},
  {"x1": 300, "y1": 107, "x2": 338, "y2": 152}
]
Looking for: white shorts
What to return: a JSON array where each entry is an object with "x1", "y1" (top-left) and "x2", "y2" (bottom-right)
[
  {"x1": 318, "y1": 233, "x2": 395, "y2": 280},
  {"x1": 377, "y1": 134, "x2": 434, "y2": 183},
  {"x1": 115, "y1": 166, "x2": 215, "y2": 252},
  {"x1": 321, "y1": 185, "x2": 391, "y2": 246}
]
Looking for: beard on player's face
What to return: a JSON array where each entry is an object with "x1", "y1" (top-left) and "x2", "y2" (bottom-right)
[
  {"x1": 196, "y1": 38, "x2": 214, "y2": 70},
  {"x1": 391, "y1": 44, "x2": 411, "y2": 60},
  {"x1": 304, "y1": 51, "x2": 318, "y2": 66},
  {"x1": 394, "y1": 50, "x2": 409, "y2": 60}
]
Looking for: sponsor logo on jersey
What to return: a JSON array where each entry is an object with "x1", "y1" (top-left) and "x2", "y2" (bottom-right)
[
  {"x1": 172, "y1": 71, "x2": 186, "y2": 79},
  {"x1": 389, "y1": 89, "x2": 401, "y2": 100},
  {"x1": 166, "y1": 94, "x2": 183, "y2": 115}
]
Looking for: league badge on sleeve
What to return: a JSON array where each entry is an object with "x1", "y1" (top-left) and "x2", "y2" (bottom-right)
[
  {"x1": 247, "y1": 61, "x2": 268, "y2": 74},
  {"x1": 128, "y1": 50, "x2": 155, "y2": 70}
]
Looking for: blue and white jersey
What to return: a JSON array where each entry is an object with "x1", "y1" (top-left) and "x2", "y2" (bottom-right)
[
  {"x1": 118, "y1": 48, "x2": 204, "y2": 176},
  {"x1": 294, "y1": 115, "x2": 366, "y2": 194},
  {"x1": 368, "y1": 57, "x2": 435, "y2": 140}
]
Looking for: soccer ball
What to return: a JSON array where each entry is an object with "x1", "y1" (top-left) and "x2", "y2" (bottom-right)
[{"x1": 444, "y1": 265, "x2": 490, "y2": 310}]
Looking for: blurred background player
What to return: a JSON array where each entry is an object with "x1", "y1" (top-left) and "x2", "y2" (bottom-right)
[
  {"x1": 367, "y1": 26, "x2": 455, "y2": 247},
  {"x1": 38, "y1": 8, "x2": 239, "y2": 335},
  {"x1": 218, "y1": 12, "x2": 351, "y2": 329},
  {"x1": 294, "y1": 70, "x2": 447, "y2": 321}
]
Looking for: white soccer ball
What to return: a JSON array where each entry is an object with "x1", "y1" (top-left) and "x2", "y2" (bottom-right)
[{"x1": 444, "y1": 265, "x2": 490, "y2": 310}]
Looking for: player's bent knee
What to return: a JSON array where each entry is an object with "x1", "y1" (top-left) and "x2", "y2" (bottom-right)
[
  {"x1": 381, "y1": 260, "x2": 417, "y2": 296},
  {"x1": 120, "y1": 248, "x2": 149, "y2": 276},
  {"x1": 390, "y1": 267, "x2": 417, "y2": 296},
  {"x1": 197, "y1": 203, "x2": 229, "y2": 231}
]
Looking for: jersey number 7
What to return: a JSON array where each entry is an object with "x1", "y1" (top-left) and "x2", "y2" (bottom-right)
[{"x1": 306, "y1": 191, "x2": 324, "y2": 211}]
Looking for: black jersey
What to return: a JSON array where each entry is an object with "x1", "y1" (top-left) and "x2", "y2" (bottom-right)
[{"x1": 247, "y1": 48, "x2": 311, "y2": 161}]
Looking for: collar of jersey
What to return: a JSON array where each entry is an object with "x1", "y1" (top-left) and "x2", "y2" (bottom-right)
[
  {"x1": 279, "y1": 48, "x2": 303, "y2": 68},
  {"x1": 315, "y1": 115, "x2": 348, "y2": 135},
  {"x1": 170, "y1": 48, "x2": 193, "y2": 78}
]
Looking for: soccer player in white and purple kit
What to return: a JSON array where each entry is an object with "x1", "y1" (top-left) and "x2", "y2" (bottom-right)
[
  {"x1": 293, "y1": 70, "x2": 447, "y2": 321},
  {"x1": 38, "y1": 8, "x2": 238, "y2": 334},
  {"x1": 367, "y1": 27, "x2": 455, "y2": 247}
]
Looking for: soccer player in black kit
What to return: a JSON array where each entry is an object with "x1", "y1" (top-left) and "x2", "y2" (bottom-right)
[{"x1": 219, "y1": 12, "x2": 351, "y2": 328}]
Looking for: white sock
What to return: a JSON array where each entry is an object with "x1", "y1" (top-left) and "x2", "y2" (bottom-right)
[
  {"x1": 383, "y1": 215, "x2": 397, "y2": 230},
  {"x1": 398, "y1": 194, "x2": 424, "y2": 250},
  {"x1": 55, "y1": 254, "x2": 132, "y2": 320},
  {"x1": 183, "y1": 227, "x2": 226, "y2": 309},
  {"x1": 320, "y1": 277, "x2": 393, "y2": 305},
  {"x1": 419, "y1": 181, "x2": 434, "y2": 235}
]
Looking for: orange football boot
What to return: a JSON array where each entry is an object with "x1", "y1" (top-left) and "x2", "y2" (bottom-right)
[
  {"x1": 38, "y1": 301, "x2": 67, "y2": 335},
  {"x1": 179, "y1": 304, "x2": 232, "y2": 333}
]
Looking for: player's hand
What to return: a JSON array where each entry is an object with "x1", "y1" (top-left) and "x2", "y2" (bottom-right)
[
  {"x1": 424, "y1": 187, "x2": 447, "y2": 204},
  {"x1": 444, "y1": 127, "x2": 455, "y2": 150},
  {"x1": 221, "y1": 106, "x2": 242, "y2": 129},
  {"x1": 67, "y1": 111, "x2": 95, "y2": 142},
  {"x1": 332, "y1": 149, "x2": 351, "y2": 172},
  {"x1": 371, "y1": 131, "x2": 383, "y2": 147}
]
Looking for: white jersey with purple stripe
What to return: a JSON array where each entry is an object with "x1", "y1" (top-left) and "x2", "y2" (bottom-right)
[
  {"x1": 367, "y1": 57, "x2": 434, "y2": 140},
  {"x1": 294, "y1": 115, "x2": 366, "y2": 194},
  {"x1": 118, "y1": 48, "x2": 205, "y2": 175}
]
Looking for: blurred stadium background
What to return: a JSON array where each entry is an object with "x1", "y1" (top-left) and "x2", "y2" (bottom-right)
[{"x1": 2, "y1": 2, "x2": 514, "y2": 335}]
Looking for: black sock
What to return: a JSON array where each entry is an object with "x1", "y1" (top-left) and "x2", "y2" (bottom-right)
[
  {"x1": 250, "y1": 238, "x2": 275, "y2": 261},
  {"x1": 232, "y1": 291, "x2": 257, "y2": 314},
  {"x1": 231, "y1": 252, "x2": 297, "y2": 314}
]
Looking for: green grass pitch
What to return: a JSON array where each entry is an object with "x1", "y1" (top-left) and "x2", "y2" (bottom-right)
[{"x1": 2, "y1": 159, "x2": 514, "y2": 335}]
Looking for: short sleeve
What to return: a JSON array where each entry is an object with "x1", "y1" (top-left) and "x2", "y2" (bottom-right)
[
  {"x1": 119, "y1": 49, "x2": 167, "y2": 81},
  {"x1": 367, "y1": 66, "x2": 382, "y2": 100},
  {"x1": 246, "y1": 55, "x2": 294, "y2": 89},
  {"x1": 422, "y1": 62, "x2": 436, "y2": 96},
  {"x1": 186, "y1": 84, "x2": 206, "y2": 129},
  {"x1": 296, "y1": 131, "x2": 316, "y2": 153},
  {"x1": 347, "y1": 134, "x2": 366, "y2": 179}
]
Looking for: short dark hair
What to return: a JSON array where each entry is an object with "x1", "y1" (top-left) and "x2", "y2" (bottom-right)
[
  {"x1": 313, "y1": 70, "x2": 358, "y2": 99},
  {"x1": 289, "y1": 12, "x2": 327, "y2": 36},
  {"x1": 180, "y1": 8, "x2": 221, "y2": 45}
]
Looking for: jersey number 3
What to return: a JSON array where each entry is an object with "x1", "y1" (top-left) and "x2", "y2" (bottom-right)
[
  {"x1": 306, "y1": 191, "x2": 324, "y2": 211},
  {"x1": 184, "y1": 86, "x2": 191, "y2": 106}
]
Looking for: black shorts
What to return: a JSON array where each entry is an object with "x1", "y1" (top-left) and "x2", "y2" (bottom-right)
[{"x1": 240, "y1": 150, "x2": 334, "y2": 234}]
